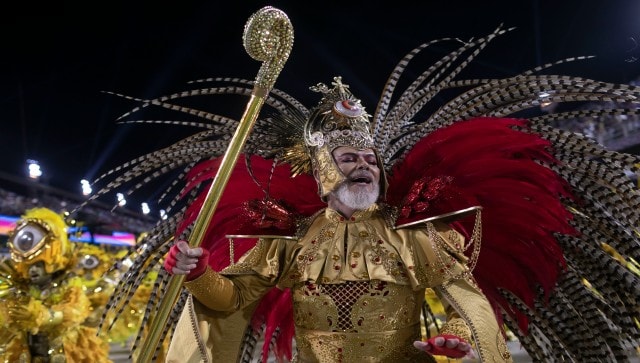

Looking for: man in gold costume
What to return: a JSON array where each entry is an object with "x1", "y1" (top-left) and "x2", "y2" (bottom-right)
[
  {"x1": 163, "y1": 79, "x2": 512, "y2": 362},
  {"x1": 93, "y1": 7, "x2": 640, "y2": 362},
  {"x1": 91, "y1": 8, "x2": 640, "y2": 361},
  {"x1": 0, "y1": 208, "x2": 112, "y2": 363}
]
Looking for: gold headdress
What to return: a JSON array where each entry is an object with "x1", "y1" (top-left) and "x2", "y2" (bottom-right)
[
  {"x1": 300, "y1": 77, "x2": 386, "y2": 199},
  {"x1": 7, "y1": 208, "x2": 73, "y2": 278}
]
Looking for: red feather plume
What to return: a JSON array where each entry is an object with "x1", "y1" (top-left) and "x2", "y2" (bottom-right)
[{"x1": 386, "y1": 117, "x2": 578, "y2": 329}]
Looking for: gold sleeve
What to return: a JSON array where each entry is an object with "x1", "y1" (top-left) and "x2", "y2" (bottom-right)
[
  {"x1": 436, "y1": 277, "x2": 513, "y2": 362},
  {"x1": 184, "y1": 238, "x2": 292, "y2": 312},
  {"x1": 184, "y1": 267, "x2": 277, "y2": 312}
]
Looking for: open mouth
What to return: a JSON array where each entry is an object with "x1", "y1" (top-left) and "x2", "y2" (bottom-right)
[{"x1": 349, "y1": 173, "x2": 373, "y2": 184}]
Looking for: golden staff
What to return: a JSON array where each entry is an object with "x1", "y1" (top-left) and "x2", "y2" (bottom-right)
[{"x1": 136, "y1": 7, "x2": 293, "y2": 362}]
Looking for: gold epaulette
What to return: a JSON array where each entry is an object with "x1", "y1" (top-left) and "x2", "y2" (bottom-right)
[{"x1": 394, "y1": 206, "x2": 482, "y2": 229}]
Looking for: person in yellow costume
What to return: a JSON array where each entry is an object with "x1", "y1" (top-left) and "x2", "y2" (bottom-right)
[
  {"x1": 89, "y1": 231, "x2": 171, "y2": 361},
  {"x1": 72, "y1": 243, "x2": 118, "y2": 328},
  {"x1": 92, "y1": 241, "x2": 169, "y2": 360},
  {"x1": 0, "y1": 208, "x2": 111, "y2": 363},
  {"x1": 71, "y1": 243, "x2": 146, "y2": 346}
]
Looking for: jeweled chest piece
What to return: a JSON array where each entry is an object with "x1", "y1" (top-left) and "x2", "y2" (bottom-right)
[{"x1": 334, "y1": 99, "x2": 363, "y2": 118}]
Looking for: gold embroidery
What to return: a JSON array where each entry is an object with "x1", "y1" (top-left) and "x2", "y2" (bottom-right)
[
  {"x1": 426, "y1": 223, "x2": 470, "y2": 281},
  {"x1": 183, "y1": 268, "x2": 239, "y2": 312},
  {"x1": 292, "y1": 280, "x2": 434, "y2": 362},
  {"x1": 357, "y1": 220, "x2": 409, "y2": 282},
  {"x1": 221, "y1": 238, "x2": 267, "y2": 274},
  {"x1": 439, "y1": 317, "x2": 472, "y2": 343},
  {"x1": 497, "y1": 330, "x2": 513, "y2": 361}
]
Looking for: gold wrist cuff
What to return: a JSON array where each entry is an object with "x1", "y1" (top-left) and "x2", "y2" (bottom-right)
[
  {"x1": 184, "y1": 267, "x2": 220, "y2": 292},
  {"x1": 440, "y1": 317, "x2": 472, "y2": 343},
  {"x1": 184, "y1": 267, "x2": 238, "y2": 311}
]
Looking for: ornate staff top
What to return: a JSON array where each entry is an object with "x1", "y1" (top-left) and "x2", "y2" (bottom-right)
[{"x1": 243, "y1": 6, "x2": 293, "y2": 94}]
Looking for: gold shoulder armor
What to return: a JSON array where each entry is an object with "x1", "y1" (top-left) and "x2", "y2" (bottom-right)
[{"x1": 394, "y1": 206, "x2": 482, "y2": 229}]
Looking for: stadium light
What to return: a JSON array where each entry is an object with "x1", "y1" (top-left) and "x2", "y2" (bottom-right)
[
  {"x1": 141, "y1": 202, "x2": 150, "y2": 215},
  {"x1": 116, "y1": 193, "x2": 127, "y2": 207},
  {"x1": 27, "y1": 159, "x2": 42, "y2": 180},
  {"x1": 80, "y1": 179, "x2": 92, "y2": 196}
]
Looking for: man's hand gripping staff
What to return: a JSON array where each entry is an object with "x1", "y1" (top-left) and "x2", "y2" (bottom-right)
[{"x1": 163, "y1": 241, "x2": 209, "y2": 280}]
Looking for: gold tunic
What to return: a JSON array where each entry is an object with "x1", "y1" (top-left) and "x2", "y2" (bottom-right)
[{"x1": 171, "y1": 205, "x2": 512, "y2": 362}]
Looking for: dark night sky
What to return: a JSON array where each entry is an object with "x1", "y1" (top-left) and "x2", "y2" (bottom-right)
[{"x1": 1, "y1": 1, "x2": 639, "y2": 214}]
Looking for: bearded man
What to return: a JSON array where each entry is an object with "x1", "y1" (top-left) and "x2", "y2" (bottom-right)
[{"x1": 163, "y1": 79, "x2": 511, "y2": 363}]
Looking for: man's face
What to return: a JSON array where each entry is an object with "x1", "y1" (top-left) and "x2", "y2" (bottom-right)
[
  {"x1": 331, "y1": 146, "x2": 381, "y2": 209},
  {"x1": 28, "y1": 261, "x2": 50, "y2": 285}
]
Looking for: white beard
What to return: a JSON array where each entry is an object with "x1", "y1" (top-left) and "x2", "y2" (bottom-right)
[{"x1": 334, "y1": 182, "x2": 379, "y2": 210}]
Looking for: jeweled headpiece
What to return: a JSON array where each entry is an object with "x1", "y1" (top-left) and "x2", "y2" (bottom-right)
[
  {"x1": 302, "y1": 77, "x2": 386, "y2": 199},
  {"x1": 304, "y1": 77, "x2": 374, "y2": 151}
]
